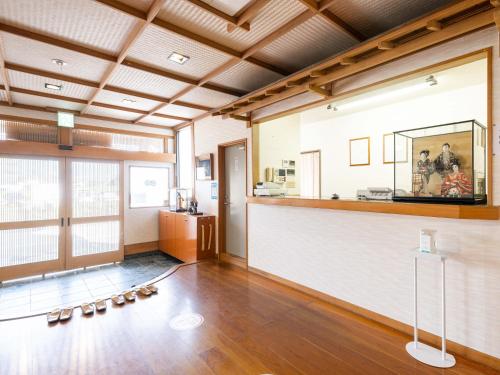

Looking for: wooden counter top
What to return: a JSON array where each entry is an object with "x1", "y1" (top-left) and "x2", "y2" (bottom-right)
[{"x1": 247, "y1": 196, "x2": 499, "y2": 220}]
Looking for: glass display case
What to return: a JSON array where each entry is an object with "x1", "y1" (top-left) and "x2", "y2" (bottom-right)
[
  {"x1": 393, "y1": 120, "x2": 486, "y2": 204},
  {"x1": 169, "y1": 188, "x2": 190, "y2": 212}
]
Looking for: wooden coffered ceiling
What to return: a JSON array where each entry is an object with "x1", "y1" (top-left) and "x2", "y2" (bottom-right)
[{"x1": 0, "y1": 0, "x2": 468, "y2": 129}]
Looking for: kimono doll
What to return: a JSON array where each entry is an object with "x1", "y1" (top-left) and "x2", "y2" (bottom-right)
[
  {"x1": 434, "y1": 143, "x2": 459, "y2": 177},
  {"x1": 415, "y1": 150, "x2": 433, "y2": 194},
  {"x1": 441, "y1": 163, "x2": 473, "y2": 197}
]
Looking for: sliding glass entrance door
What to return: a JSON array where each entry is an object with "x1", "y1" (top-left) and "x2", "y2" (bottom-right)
[
  {"x1": 0, "y1": 156, "x2": 65, "y2": 280},
  {"x1": 0, "y1": 156, "x2": 123, "y2": 281},
  {"x1": 65, "y1": 159, "x2": 123, "y2": 269}
]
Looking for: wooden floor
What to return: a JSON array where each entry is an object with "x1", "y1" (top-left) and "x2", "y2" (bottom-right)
[{"x1": 0, "y1": 261, "x2": 497, "y2": 375}]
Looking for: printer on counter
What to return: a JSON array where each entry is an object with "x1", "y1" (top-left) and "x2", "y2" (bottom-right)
[{"x1": 254, "y1": 182, "x2": 287, "y2": 197}]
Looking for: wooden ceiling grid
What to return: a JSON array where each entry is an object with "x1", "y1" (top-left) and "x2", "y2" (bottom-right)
[
  {"x1": 204, "y1": 0, "x2": 498, "y2": 123},
  {"x1": 0, "y1": 0, "x2": 485, "y2": 129}
]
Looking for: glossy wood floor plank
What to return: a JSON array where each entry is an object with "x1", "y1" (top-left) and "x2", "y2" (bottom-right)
[{"x1": 0, "y1": 261, "x2": 497, "y2": 375}]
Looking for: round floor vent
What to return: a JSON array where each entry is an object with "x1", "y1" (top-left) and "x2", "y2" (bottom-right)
[{"x1": 169, "y1": 313, "x2": 204, "y2": 331}]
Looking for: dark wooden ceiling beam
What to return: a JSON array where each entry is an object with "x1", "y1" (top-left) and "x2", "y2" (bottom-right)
[
  {"x1": 3, "y1": 62, "x2": 213, "y2": 111},
  {"x1": 0, "y1": 34, "x2": 13, "y2": 105},
  {"x1": 0, "y1": 22, "x2": 247, "y2": 98},
  {"x1": 82, "y1": 0, "x2": 165, "y2": 113},
  {"x1": 227, "y1": 0, "x2": 268, "y2": 32},
  {"x1": 298, "y1": 0, "x2": 367, "y2": 42},
  {"x1": 186, "y1": 0, "x2": 250, "y2": 31},
  {"x1": 213, "y1": 1, "x2": 494, "y2": 117},
  {"x1": 96, "y1": 0, "x2": 289, "y2": 76},
  {"x1": 5, "y1": 85, "x2": 191, "y2": 121}
]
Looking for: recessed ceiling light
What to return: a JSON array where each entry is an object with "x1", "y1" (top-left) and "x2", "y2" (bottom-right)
[
  {"x1": 121, "y1": 98, "x2": 137, "y2": 104},
  {"x1": 45, "y1": 83, "x2": 62, "y2": 91},
  {"x1": 51, "y1": 59, "x2": 67, "y2": 67},
  {"x1": 168, "y1": 52, "x2": 190, "y2": 65}
]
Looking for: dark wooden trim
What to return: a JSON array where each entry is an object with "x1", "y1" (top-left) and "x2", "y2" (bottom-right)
[{"x1": 124, "y1": 241, "x2": 159, "y2": 255}]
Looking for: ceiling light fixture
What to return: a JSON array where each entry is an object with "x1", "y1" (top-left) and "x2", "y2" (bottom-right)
[
  {"x1": 330, "y1": 75, "x2": 438, "y2": 112},
  {"x1": 121, "y1": 98, "x2": 137, "y2": 104},
  {"x1": 168, "y1": 52, "x2": 190, "y2": 65},
  {"x1": 51, "y1": 59, "x2": 67, "y2": 67},
  {"x1": 426, "y1": 74, "x2": 438, "y2": 86},
  {"x1": 45, "y1": 83, "x2": 62, "y2": 91}
]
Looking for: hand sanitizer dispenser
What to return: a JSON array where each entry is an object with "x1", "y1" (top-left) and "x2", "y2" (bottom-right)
[{"x1": 419, "y1": 229, "x2": 436, "y2": 253}]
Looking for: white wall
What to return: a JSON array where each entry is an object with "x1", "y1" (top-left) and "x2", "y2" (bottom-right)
[{"x1": 259, "y1": 113, "x2": 301, "y2": 195}]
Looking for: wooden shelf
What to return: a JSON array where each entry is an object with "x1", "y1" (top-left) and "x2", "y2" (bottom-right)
[{"x1": 247, "y1": 196, "x2": 499, "y2": 220}]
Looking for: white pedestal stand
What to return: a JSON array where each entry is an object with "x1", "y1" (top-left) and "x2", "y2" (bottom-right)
[{"x1": 406, "y1": 251, "x2": 456, "y2": 368}]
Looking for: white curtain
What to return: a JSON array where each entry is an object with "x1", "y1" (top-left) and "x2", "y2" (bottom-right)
[{"x1": 300, "y1": 151, "x2": 320, "y2": 198}]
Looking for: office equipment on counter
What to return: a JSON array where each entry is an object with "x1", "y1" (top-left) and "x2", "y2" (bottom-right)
[
  {"x1": 254, "y1": 188, "x2": 287, "y2": 196},
  {"x1": 255, "y1": 181, "x2": 287, "y2": 196},
  {"x1": 265, "y1": 167, "x2": 286, "y2": 183},
  {"x1": 256, "y1": 182, "x2": 283, "y2": 189},
  {"x1": 331, "y1": 194, "x2": 339, "y2": 199},
  {"x1": 357, "y1": 187, "x2": 393, "y2": 200}
]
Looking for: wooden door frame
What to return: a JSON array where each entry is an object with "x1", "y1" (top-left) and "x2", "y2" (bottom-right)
[{"x1": 217, "y1": 138, "x2": 248, "y2": 268}]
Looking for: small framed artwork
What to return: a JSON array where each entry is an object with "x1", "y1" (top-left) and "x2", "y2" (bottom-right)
[
  {"x1": 195, "y1": 153, "x2": 214, "y2": 180},
  {"x1": 349, "y1": 137, "x2": 370, "y2": 166},
  {"x1": 383, "y1": 133, "x2": 408, "y2": 164}
]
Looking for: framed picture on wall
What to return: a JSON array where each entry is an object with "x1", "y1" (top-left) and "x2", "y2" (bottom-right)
[
  {"x1": 383, "y1": 133, "x2": 408, "y2": 164},
  {"x1": 195, "y1": 153, "x2": 214, "y2": 180},
  {"x1": 349, "y1": 137, "x2": 370, "y2": 166}
]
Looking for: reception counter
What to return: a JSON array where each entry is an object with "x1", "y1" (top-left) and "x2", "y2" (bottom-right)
[
  {"x1": 246, "y1": 200, "x2": 500, "y2": 364},
  {"x1": 247, "y1": 196, "x2": 499, "y2": 220}
]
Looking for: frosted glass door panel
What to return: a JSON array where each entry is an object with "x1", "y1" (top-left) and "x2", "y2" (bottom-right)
[
  {"x1": 0, "y1": 157, "x2": 59, "y2": 222},
  {"x1": 0, "y1": 156, "x2": 63, "y2": 281},
  {"x1": 71, "y1": 161, "x2": 119, "y2": 218},
  {"x1": 0, "y1": 226, "x2": 59, "y2": 267},
  {"x1": 72, "y1": 221, "x2": 120, "y2": 257},
  {"x1": 67, "y1": 159, "x2": 122, "y2": 267}
]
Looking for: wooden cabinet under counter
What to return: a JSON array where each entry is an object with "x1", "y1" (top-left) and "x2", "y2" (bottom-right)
[{"x1": 159, "y1": 210, "x2": 215, "y2": 262}]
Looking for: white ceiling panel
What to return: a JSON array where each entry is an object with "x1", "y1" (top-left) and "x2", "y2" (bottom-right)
[
  {"x1": 156, "y1": 104, "x2": 206, "y2": 119},
  {"x1": 127, "y1": 24, "x2": 233, "y2": 80},
  {"x1": 201, "y1": 0, "x2": 253, "y2": 16},
  {"x1": 85, "y1": 106, "x2": 139, "y2": 121},
  {"x1": 327, "y1": 0, "x2": 455, "y2": 38},
  {"x1": 11, "y1": 92, "x2": 84, "y2": 112},
  {"x1": 108, "y1": 65, "x2": 191, "y2": 99},
  {"x1": 142, "y1": 115, "x2": 182, "y2": 127},
  {"x1": 179, "y1": 86, "x2": 236, "y2": 108},
  {"x1": 0, "y1": 0, "x2": 137, "y2": 54},
  {"x1": 210, "y1": 60, "x2": 283, "y2": 92},
  {"x1": 254, "y1": 15, "x2": 356, "y2": 72},
  {"x1": 1, "y1": 32, "x2": 110, "y2": 82},
  {"x1": 158, "y1": 0, "x2": 307, "y2": 52},
  {"x1": 95, "y1": 90, "x2": 161, "y2": 112},
  {"x1": 0, "y1": 90, "x2": 7, "y2": 102},
  {"x1": 8, "y1": 70, "x2": 94, "y2": 100}
]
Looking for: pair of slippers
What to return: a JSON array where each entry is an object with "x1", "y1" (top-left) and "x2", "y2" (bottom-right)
[
  {"x1": 47, "y1": 299, "x2": 107, "y2": 323},
  {"x1": 46, "y1": 284, "x2": 158, "y2": 324},
  {"x1": 111, "y1": 285, "x2": 158, "y2": 305},
  {"x1": 81, "y1": 299, "x2": 107, "y2": 315},
  {"x1": 47, "y1": 307, "x2": 73, "y2": 323}
]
